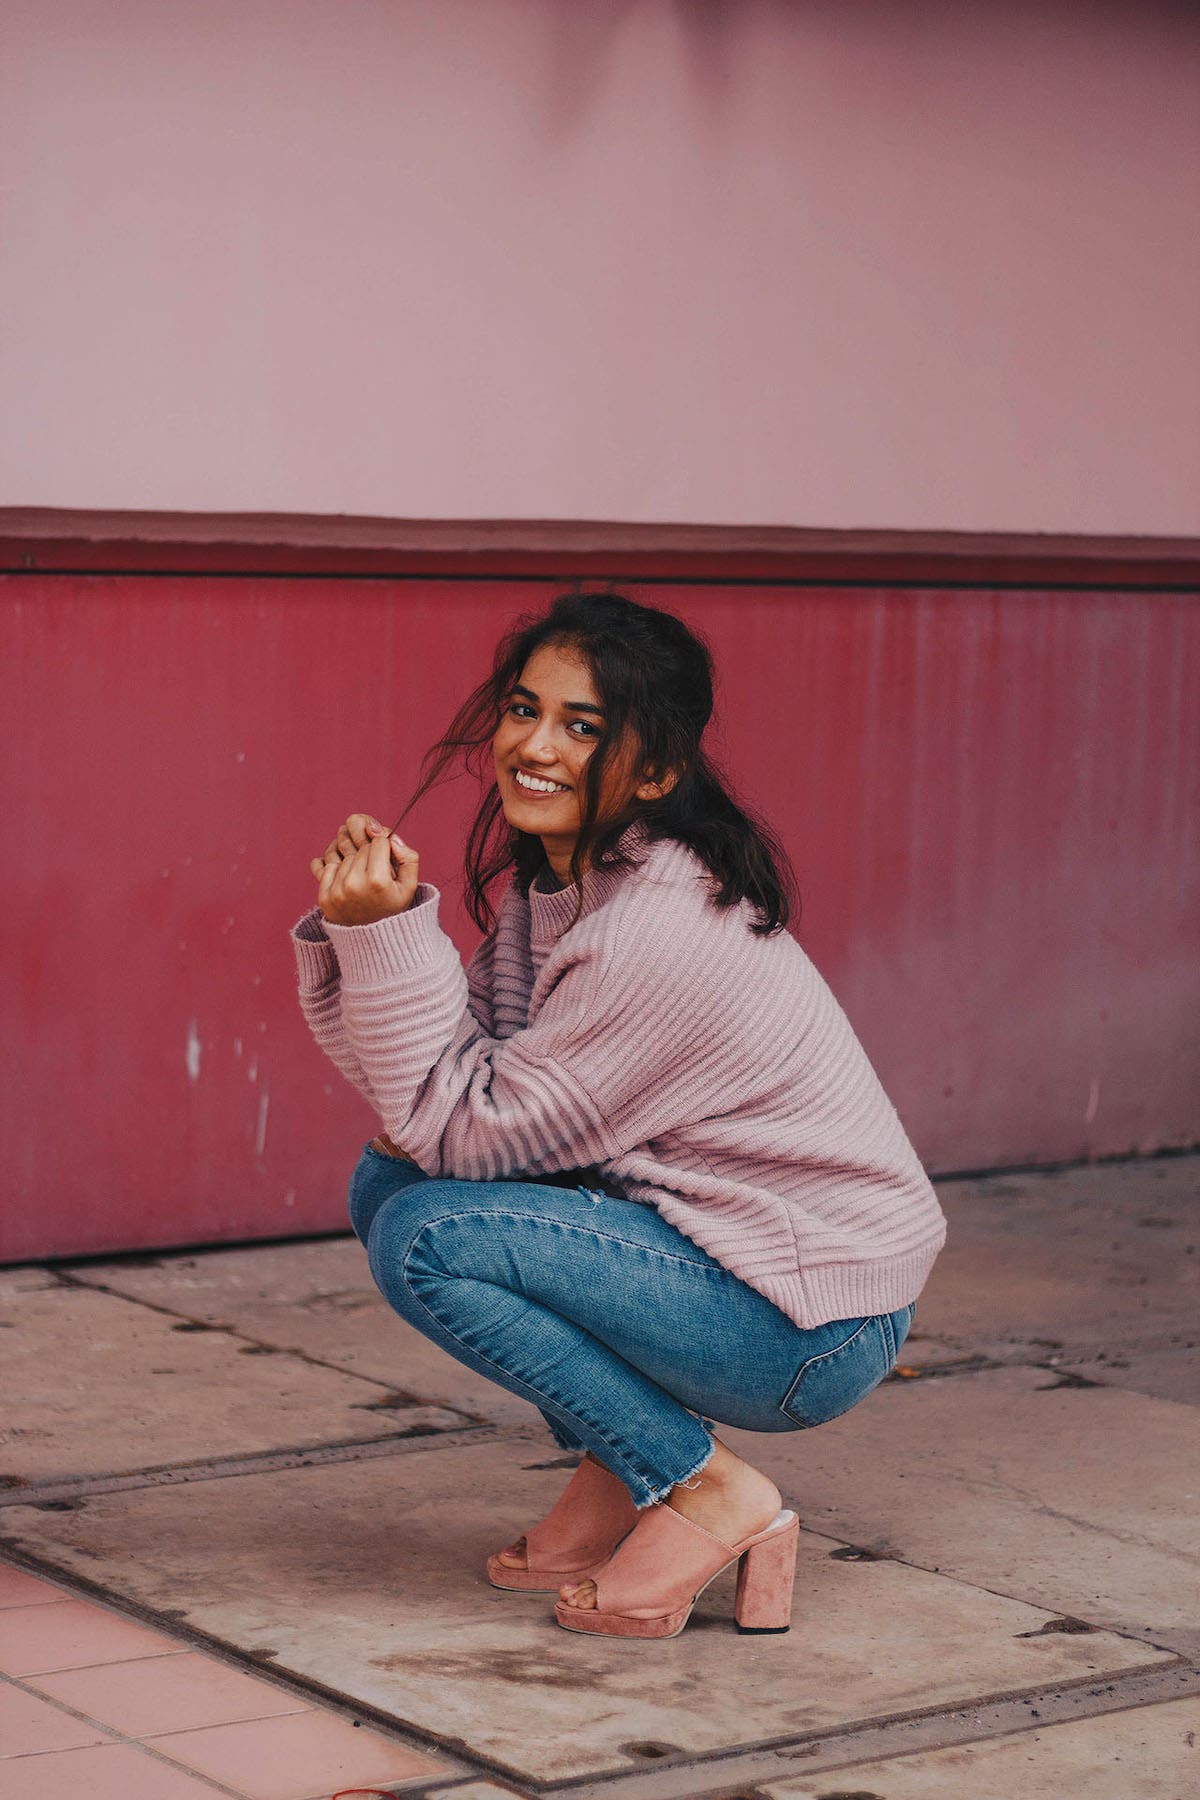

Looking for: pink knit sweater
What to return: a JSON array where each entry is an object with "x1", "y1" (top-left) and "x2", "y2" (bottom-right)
[{"x1": 290, "y1": 818, "x2": 946, "y2": 1329}]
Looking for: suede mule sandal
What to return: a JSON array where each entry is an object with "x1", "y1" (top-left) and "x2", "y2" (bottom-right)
[
  {"x1": 486, "y1": 1454, "x2": 641, "y2": 1592},
  {"x1": 553, "y1": 1502, "x2": 800, "y2": 1639}
]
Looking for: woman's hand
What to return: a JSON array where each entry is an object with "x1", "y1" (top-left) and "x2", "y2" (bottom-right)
[
  {"x1": 369, "y1": 1132, "x2": 411, "y2": 1160},
  {"x1": 309, "y1": 813, "x2": 420, "y2": 925}
]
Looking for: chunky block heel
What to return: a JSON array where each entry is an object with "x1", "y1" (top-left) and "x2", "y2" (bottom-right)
[
  {"x1": 554, "y1": 1504, "x2": 799, "y2": 1639},
  {"x1": 734, "y1": 1512, "x2": 799, "y2": 1632}
]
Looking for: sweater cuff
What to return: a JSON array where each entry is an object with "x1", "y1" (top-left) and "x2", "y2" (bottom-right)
[
  {"x1": 322, "y1": 884, "x2": 445, "y2": 984},
  {"x1": 292, "y1": 905, "x2": 330, "y2": 943},
  {"x1": 290, "y1": 908, "x2": 338, "y2": 991}
]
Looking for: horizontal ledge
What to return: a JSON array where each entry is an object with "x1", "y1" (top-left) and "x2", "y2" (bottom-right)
[{"x1": 2, "y1": 508, "x2": 1199, "y2": 587}]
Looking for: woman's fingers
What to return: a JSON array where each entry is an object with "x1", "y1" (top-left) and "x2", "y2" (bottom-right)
[
  {"x1": 336, "y1": 812, "x2": 390, "y2": 857},
  {"x1": 316, "y1": 867, "x2": 339, "y2": 916},
  {"x1": 342, "y1": 838, "x2": 378, "y2": 902},
  {"x1": 312, "y1": 816, "x2": 416, "y2": 922},
  {"x1": 387, "y1": 834, "x2": 420, "y2": 913},
  {"x1": 314, "y1": 813, "x2": 387, "y2": 872},
  {"x1": 366, "y1": 829, "x2": 396, "y2": 889}
]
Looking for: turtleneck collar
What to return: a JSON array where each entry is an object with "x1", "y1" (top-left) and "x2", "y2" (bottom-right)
[{"x1": 528, "y1": 817, "x2": 655, "y2": 946}]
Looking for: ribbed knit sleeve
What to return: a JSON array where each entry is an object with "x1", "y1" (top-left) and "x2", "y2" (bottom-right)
[
  {"x1": 290, "y1": 904, "x2": 378, "y2": 1107},
  {"x1": 463, "y1": 926, "x2": 499, "y2": 1035},
  {"x1": 313, "y1": 885, "x2": 733, "y2": 1184},
  {"x1": 289, "y1": 885, "x2": 439, "y2": 1110}
]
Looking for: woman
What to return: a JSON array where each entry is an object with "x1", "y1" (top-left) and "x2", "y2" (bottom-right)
[{"x1": 290, "y1": 590, "x2": 946, "y2": 1641}]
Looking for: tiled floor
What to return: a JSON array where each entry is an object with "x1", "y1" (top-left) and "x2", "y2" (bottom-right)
[{"x1": 0, "y1": 1560, "x2": 444, "y2": 1800}]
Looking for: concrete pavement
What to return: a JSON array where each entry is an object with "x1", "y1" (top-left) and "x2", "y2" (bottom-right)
[{"x1": 1, "y1": 1152, "x2": 1196, "y2": 1798}]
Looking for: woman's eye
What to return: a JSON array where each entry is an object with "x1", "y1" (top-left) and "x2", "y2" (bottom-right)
[{"x1": 506, "y1": 701, "x2": 600, "y2": 737}]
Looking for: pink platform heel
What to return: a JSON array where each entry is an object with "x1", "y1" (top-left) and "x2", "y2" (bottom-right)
[
  {"x1": 486, "y1": 1454, "x2": 640, "y2": 1592},
  {"x1": 553, "y1": 1503, "x2": 800, "y2": 1639}
]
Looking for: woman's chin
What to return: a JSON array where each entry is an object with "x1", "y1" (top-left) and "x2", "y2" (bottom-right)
[
  {"x1": 502, "y1": 799, "x2": 573, "y2": 837},
  {"x1": 503, "y1": 808, "x2": 549, "y2": 840}
]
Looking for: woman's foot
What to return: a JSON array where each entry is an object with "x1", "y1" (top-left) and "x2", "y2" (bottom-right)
[
  {"x1": 558, "y1": 1438, "x2": 781, "y2": 1610},
  {"x1": 493, "y1": 1452, "x2": 619, "y2": 1570},
  {"x1": 487, "y1": 1451, "x2": 639, "y2": 1588}
]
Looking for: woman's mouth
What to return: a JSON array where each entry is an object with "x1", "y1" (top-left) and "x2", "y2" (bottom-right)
[{"x1": 512, "y1": 768, "x2": 571, "y2": 798}]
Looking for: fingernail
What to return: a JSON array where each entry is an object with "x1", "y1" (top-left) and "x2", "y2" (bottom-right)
[{"x1": 391, "y1": 834, "x2": 406, "y2": 849}]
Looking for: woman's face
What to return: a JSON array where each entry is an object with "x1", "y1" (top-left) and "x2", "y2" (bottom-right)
[{"x1": 492, "y1": 641, "x2": 640, "y2": 867}]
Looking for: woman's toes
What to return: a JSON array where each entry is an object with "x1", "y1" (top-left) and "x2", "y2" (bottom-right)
[
  {"x1": 559, "y1": 1577, "x2": 597, "y2": 1609},
  {"x1": 495, "y1": 1537, "x2": 527, "y2": 1568}
]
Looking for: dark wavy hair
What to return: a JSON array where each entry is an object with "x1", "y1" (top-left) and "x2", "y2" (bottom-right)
[{"x1": 394, "y1": 590, "x2": 799, "y2": 939}]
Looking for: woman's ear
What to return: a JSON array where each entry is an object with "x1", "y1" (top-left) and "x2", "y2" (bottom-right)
[{"x1": 635, "y1": 763, "x2": 681, "y2": 803}]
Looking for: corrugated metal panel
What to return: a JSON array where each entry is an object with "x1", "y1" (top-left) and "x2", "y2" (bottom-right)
[{"x1": 4, "y1": 575, "x2": 1196, "y2": 1259}]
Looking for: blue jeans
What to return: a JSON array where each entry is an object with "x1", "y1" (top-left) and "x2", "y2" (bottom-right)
[{"x1": 349, "y1": 1143, "x2": 915, "y2": 1509}]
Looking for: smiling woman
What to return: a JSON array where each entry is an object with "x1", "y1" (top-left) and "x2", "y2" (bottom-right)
[
  {"x1": 289, "y1": 589, "x2": 946, "y2": 1641},
  {"x1": 377, "y1": 588, "x2": 800, "y2": 939},
  {"x1": 493, "y1": 640, "x2": 679, "y2": 888}
]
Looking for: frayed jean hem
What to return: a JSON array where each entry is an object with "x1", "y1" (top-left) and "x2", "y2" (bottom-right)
[{"x1": 633, "y1": 1429, "x2": 717, "y2": 1510}]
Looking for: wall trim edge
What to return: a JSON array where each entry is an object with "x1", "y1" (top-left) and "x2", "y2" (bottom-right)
[{"x1": 3, "y1": 508, "x2": 1199, "y2": 587}]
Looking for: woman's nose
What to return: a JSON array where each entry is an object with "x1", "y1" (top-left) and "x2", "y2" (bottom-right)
[{"x1": 521, "y1": 723, "x2": 559, "y2": 759}]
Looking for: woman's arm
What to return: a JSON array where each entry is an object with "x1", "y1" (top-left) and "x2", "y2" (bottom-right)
[
  {"x1": 292, "y1": 813, "x2": 724, "y2": 1180},
  {"x1": 290, "y1": 894, "x2": 500, "y2": 1139},
  {"x1": 320, "y1": 892, "x2": 729, "y2": 1184},
  {"x1": 291, "y1": 811, "x2": 428, "y2": 1122},
  {"x1": 290, "y1": 905, "x2": 381, "y2": 1108}
]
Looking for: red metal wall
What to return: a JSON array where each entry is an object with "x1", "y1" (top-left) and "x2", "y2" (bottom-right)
[{"x1": 4, "y1": 574, "x2": 1197, "y2": 1261}]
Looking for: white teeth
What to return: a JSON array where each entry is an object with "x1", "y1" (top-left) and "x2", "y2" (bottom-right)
[{"x1": 515, "y1": 770, "x2": 568, "y2": 794}]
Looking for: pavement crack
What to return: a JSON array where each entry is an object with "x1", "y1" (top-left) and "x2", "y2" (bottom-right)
[
  {"x1": 939, "y1": 1466, "x2": 1200, "y2": 1566},
  {"x1": 51, "y1": 1266, "x2": 478, "y2": 1417},
  {"x1": 0, "y1": 1423, "x2": 540, "y2": 1507}
]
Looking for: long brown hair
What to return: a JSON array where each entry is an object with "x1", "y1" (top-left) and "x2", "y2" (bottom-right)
[{"x1": 395, "y1": 590, "x2": 799, "y2": 939}]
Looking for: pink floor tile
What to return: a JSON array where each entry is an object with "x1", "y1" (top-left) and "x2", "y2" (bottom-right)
[
  {"x1": 0, "y1": 1740, "x2": 231, "y2": 1800},
  {"x1": 0, "y1": 1564, "x2": 66, "y2": 1609},
  {"x1": 0, "y1": 1680, "x2": 116, "y2": 1755},
  {"x1": 32, "y1": 1648, "x2": 311, "y2": 1737},
  {"x1": 0, "y1": 1599, "x2": 189, "y2": 1677},
  {"x1": 146, "y1": 1708, "x2": 445, "y2": 1798}
]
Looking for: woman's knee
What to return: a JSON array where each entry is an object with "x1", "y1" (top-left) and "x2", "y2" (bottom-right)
[
  {"x1": 347, "y1": 1148, "x2": 430, "y2": 1247},
  {"x1": 363, "y1": 1176, "x2": 474, "y2": 1297}
]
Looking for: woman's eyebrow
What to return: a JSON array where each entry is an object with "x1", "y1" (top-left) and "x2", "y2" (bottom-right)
[{"x1": 510, "y1": 683, "x2": 605, "y2": 717}]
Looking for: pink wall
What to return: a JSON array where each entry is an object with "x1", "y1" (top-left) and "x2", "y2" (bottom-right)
[
  {"x1": 4, "y1": 571, "x2": 1197, "y2": 1262},
  {"x1": 2, "y1": 1, "x2": 1198, "y2": 535}
]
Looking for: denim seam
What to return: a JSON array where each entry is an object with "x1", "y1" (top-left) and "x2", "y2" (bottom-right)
[
  {"x1": 778, "y1": 1316, "x2": 878, "y2": 1424},
  {"x1": 396, "y1": 1244, "x2": 658, "y2": 1497},
  {"x1": 404, "y1": 1205, "x2": 732, "y2": 1278},
  {"x1": 384, "y1": 1218, "x2": 706, "y2": 1505}
]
